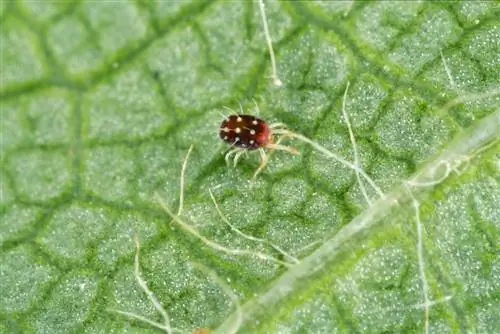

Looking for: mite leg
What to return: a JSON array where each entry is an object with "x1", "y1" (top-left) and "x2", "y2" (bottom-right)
[
  {"x1": 225, "y1": 148, "x2": 239, "y2": 165},
  {"x1": 265, "y1": 143, "x2": 299, "y2": 156},
  {"x1": 252, "y1": 148, "x2": 270, "y2": 180},
  {"x1": 233, "y1": 150, "x2": 247, "y2": 167},
  {"x1": 268, "y1": 122, "x2": 288, "y2": 130}
]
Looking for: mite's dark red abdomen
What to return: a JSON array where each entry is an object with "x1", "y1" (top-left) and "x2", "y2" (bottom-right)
[{"x1": 219, "y1": 115, "x2": 271, "y2": 150}]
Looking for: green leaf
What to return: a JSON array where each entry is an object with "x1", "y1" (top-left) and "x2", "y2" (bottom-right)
[{"x1": 1, "y1": 1, "x2": 498, "y2": 333}]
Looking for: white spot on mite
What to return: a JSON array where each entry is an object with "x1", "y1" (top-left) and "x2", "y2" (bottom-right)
[
  {"x1": 235, "y1": 137, "x2": 240, "y2": 142},
  {"x1": 252, "y1": 120, "x2": 258, "y2": 125},
  {"x1": 236, "y1": 117, "x2": 242, "y2": 122},
  {"x1": 250, "y1": 129, "x2": 256, "y2": 135},
  {"x1": 222, "y1": 127, "x2": 230, "y2": 132},
  {"x1": 235, "y1": 127, "x2": 241, "y2": 134},
  {"x1": 249, "y1": 140, "x2": 255, "y2": 145},
  {"x1": 224, "y1": 136, "x2": 228, "y2": 140}
]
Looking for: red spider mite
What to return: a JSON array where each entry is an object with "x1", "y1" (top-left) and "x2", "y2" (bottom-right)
[{"x1": 219, "y1": 114, "x2": 299, "y2": 176}]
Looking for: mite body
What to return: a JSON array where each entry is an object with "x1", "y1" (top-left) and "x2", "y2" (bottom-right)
[
  {"x1": 218, "y1": 113, "x2": 299, "y2": 179},
  {"x1": 219, "y1": 115, "x2": 270, "y2": 150}
]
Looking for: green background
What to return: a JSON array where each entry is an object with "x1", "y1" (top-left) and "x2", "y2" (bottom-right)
[{"x1": 1, "y1": 1, "x2": 499, "y2": 333}]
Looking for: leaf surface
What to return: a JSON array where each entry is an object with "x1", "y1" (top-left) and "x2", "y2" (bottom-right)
[{"x1": 1, "y1": 1, "x2": 499, "y2": 333}]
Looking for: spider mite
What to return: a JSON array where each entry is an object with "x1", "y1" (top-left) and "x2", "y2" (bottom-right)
[{"x1": 219, "y1": 114, "x2": 299, "y2": 176}]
